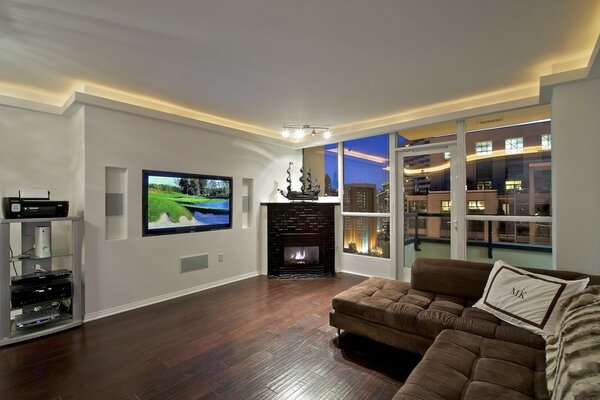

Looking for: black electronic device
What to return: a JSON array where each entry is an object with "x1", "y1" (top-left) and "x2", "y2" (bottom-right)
[
  {"x1": 2, "y1": 197, "x2": 69, "y2": 219},
  {"x1": 11, "y1": 276, "x2": 72, "y2": 308},
  {"x1": 14, "y1": 308, "x2": 60, "y2": 328},
  {"x1": 11, "y1": 269, "x2": 72, "y2": 286}
]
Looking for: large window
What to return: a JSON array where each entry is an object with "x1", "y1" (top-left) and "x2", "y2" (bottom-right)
[
  {"x1": 302, "y1": 143, "x2": 339, "y2": 196},
  {"x1": 466, "y1": 119, "x2": 552, "y2": 250},
  {"x1": 467, "y1": 121, "x2": 551, "y2": 211},
  {"x1": 330, "y1": 106, "x2": 552, "y2": 269},
  {"x1": 343, "y1": 134, "x2": 390, "y2": 258},
  {"x1": 343, "y1": 135, "x2": 390, "y2": 213}
]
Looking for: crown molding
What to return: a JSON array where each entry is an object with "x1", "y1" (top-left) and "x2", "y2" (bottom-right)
[
  {"x1": 539, "y1": 34, "x2": 600, "y2": 103},
  {"x1": 0, "y1": 88, "x2": 297, "y2": 149},
  {"x1": 66, "y1": 92, "x2": 294, "y2": 148}
]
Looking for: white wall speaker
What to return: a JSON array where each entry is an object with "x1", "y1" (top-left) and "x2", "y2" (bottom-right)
[{"x1": 34, "y1": 226, "x2": 52, "y2": 258}]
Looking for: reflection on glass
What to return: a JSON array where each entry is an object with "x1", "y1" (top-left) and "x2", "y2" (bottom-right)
[
  {"x1": 324, "y1": 144, "x2": 338, "y2": 196},
  {"x1": 397, "y1": 120, "x2": 456, "y2": 148},
  {"x1": 466, "y1": 222, "x2": 552, "y2": 269},
  {"x1": 343, "y1": 216, "x2": 390, "y2": 258},
  {"x1": 402, "y1": 150, "x2": 452, "y2": 267},
  {"x1": 465, "y1": 121, "x2": 551, "y2": 245},
  {"x1": 343, "y1": 134, "x2": 389, "y2": 213},
  {"x1": 302, "y1": 144, "x2": 339, "y2": 197},
  {"x1": 466, "y1": 121, "x2": 551, "y2": 217}
]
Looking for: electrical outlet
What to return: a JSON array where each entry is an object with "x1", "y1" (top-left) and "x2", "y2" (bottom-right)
[{"x1": 218, "y1": 253, "x2": 224, "y2": 262}]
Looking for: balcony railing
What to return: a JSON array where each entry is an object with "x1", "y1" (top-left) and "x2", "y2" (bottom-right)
[{"x1": 404, "y1": 212, "x2": 551, "y2": 259}]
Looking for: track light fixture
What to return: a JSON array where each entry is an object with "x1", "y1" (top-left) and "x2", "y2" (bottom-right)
[{"x1": 281, "y1": 124, "x2": 332, "y2": 140}]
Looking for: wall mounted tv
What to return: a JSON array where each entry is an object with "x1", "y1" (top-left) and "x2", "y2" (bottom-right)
[{"x1": 142, "y1": 170, "x2": 232, "y2": 236}]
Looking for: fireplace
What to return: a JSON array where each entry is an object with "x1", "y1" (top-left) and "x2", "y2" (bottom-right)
[
  {"x1": 280, "y1": 233, "x2": 323, "y2": 274},
  {"x1": 284, "y1": 246, "x2": 319, "y2": 265},
  {"x1": 265, "y1": 203, "x2": 337, "y2": 277}
]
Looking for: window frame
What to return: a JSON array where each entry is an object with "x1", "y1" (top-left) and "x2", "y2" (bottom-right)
[
  {"x1": 505, "y1": 137, "x2": 524, "y2": 154},
  {"x1": 541, "y1": 134, "x2": 551, "y2": 151},
  {"x1": 468, "y1": 200, "x2": 485, "y2": 211},
  {"x1": 440, "y1": 200, "x2": 451, "y2": 213},
  {"x1": 340, "y1": 134, "x2": 394, "y2": 259},
  {"x1": 505, "y1": 180, "x2": 523, "y2": 191},
  {"x1": 475, "y1": 140, "x2": 493, "y2": 155}
]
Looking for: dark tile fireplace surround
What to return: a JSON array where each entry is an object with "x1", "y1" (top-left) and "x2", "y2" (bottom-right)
[{"x1": 265, "y1": 202, "x2": 338, "y2": 277}]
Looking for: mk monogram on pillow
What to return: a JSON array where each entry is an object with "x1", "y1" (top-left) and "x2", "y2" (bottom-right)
[
  {"x1": 474, "y1": 260, "x2": 589, "y2": 336},
  {"x1": 483, "y1": 266, "x2": 566, "y2": 329}
]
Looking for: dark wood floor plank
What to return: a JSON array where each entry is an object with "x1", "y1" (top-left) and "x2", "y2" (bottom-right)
[{"x1": 0, "y1": 274, "x2": 421, "y2": 400}]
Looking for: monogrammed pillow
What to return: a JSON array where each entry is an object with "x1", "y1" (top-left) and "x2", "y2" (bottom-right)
[{"x1": 473, "y1": 260, "x2": 589, "y2": 337}]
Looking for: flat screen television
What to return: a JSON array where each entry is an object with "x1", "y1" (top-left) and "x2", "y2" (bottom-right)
[{"x1": 142, "y1": 170, "x2": 232, "y2": 236}]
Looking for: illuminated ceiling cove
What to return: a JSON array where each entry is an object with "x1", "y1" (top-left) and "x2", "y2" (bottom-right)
[{"x1": 0, "y1": 0, "x2": 599, "y2": 143}]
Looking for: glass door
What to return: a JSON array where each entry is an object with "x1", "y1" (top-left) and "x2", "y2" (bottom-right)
[{"x1": 397, "y1": 144, "x2": 464, "y2": 277}]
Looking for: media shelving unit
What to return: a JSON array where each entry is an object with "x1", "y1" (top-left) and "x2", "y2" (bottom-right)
[{"x1": 0, "y1": 216, "x2": 82, "y2": 346}]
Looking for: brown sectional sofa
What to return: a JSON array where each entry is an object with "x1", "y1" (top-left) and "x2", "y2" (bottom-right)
[{"x1": 329, "y1": 258, "x2": 600, "y2": 400}]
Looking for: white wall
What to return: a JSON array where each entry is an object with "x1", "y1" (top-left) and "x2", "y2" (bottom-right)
[
  {"x1": 341, "y1": 253, "x2": 393, "y2": 278},
  {"x1": 0, "y1": 105, "x2": 84, "y2": 263},
  {"x1": 82, "y1": 106, "x2": 300, "y2": 316},
  {"x1": 68, "y1": 106, "x2": 86, "y2": 216},
  {"x1": 552, "y1": 78, "x2": 600, "y2": 275},
  {"x1": 0, "y1": 105, "x2": 81, "y2": 203},
  {"x1": 0, "y1": 103, "x2": 300, "y2": 317}
]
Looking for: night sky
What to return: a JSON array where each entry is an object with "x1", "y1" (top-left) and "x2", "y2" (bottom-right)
[{"x1": 325, "y1": 134, "x2": 391, "y2": 191}]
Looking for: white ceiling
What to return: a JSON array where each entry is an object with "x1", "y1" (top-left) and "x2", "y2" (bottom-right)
[{"x1": 1, "y1": 0, "x2": 599, "y2": 139}]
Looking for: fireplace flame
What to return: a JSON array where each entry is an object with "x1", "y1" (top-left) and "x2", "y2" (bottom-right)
[{"x1": 290, "y1": 249, "x2": 306, "y2": 261}]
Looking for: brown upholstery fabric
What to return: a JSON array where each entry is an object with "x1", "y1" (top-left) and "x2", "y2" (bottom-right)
[
  {"x1": 393, "y1": 330, "x2": 550, "y2": 400},
  {"x1": 330, "y1": 258, "x2": 600, "y2": 400},
  {"x1": 411, "y1": 258, "x2": 600, "y2": 300},
  {"x1": 331, "y1": 276, "x2": 545, "y2": 348},
  {"x1": 329, "y1": 311, "x2": 434, "y2": 356}
]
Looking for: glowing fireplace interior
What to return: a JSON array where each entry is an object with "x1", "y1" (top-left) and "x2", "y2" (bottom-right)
[{"x1": 284, "y1": 246, "x2": 320, "y2": 265}]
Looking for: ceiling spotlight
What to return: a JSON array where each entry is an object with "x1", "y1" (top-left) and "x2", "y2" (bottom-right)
[{"x1": 281, "y1": 124, "x2": 330, "y2": 140}]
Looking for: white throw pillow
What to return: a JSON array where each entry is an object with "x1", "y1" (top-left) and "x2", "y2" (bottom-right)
[{"x1": 473, "y1": 260, "x2": 589, "y2": 337}]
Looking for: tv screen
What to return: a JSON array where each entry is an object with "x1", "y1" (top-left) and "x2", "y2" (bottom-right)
[{"x1": 142, "y1": 170, "x2": 232, "y2": 236}]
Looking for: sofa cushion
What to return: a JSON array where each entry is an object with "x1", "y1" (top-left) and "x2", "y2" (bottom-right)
[
  {"x1": 393, "y1": 330, "x2": 549, "y2": 400},
  {"x1": 473, "y1": 261, "x2": 589, "y2": 337},
  {"x1": 455, "y1": 307, "x2": 545, "y2": 349},
  {"x1": 332, "y1": 276, "x2": 545, "y2": 348},
  {"x1": 332, "y1": 277, "x2": 465, "y2": 340}
]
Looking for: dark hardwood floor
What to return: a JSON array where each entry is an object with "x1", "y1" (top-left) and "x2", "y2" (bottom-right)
[{"x1": 0, "y1": 274, "x2": 421, "y2": 400}]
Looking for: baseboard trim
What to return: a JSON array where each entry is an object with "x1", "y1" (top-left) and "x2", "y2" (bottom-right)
[
  {"x1": 339, "y1": 269, "x2": 373, "y2": 278},
  {"x1": 339, "y1": 269, "x2": 410, "y2": 282},
  {"x1": 84, "y1": 272, "x2": 259, "y2": 322}
]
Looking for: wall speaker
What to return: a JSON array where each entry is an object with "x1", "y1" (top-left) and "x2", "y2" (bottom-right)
[
  {"x1": 105, "y1": 193, "x2": 124, "y2": 216},
  {"x1": 180, "y1": 253, "x2": 209, "y2": 273}
]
